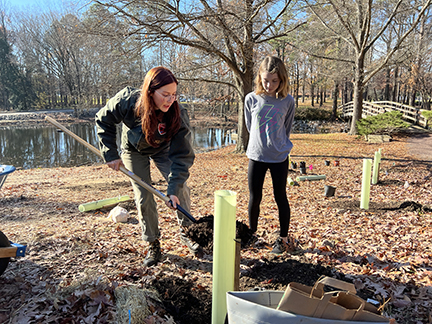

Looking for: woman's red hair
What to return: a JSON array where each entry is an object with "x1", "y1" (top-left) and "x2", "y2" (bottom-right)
[{"x1": 135, "y1": 67, "x2": 181, "y2": 147}]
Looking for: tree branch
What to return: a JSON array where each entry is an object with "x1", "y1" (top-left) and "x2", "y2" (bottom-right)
[
  {"x1": 285, "y1": 40, "x2": 355, "y2": 63},
  {"x1": 364, "y1": 0, "x2": 404, "y2": 53},
  {"x1": 94, "y1": 0, "x2": 244, "y2": 78},
  {"x1": 306, "y1": 0, "x2": 356, "y2": 50},
  {"x1": 255, "y1": 21, "x2": 307, "y2": 43},
  {"x1": 327, "y1": 0, "x2": 359, "y2": 50},
  {"x1": 364, "y1": 0, "x2": 432, "y2": 84},
  {"x1": 252, "y1": 0, "x2": 292, "y2": 42}
]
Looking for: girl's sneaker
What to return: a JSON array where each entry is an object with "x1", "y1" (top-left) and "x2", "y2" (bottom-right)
[{"x1": 271, "y1": 238, "x2": 288, "y2": 254}]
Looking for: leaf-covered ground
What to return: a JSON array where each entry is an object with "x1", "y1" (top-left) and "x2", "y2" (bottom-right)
[{"x1": 1, "y1": 131, "x2": 432, "y2": 324}]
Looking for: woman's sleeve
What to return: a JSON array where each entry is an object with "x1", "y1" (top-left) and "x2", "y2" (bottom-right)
[
  {"x1": 167, "y1": 107, "x2": 195, "y2": 196},
  {"x1": 95, "y1": 88, "x2": 131, "y2": 162}
]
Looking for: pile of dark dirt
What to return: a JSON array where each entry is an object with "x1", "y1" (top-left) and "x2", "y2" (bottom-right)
[
  {"x1": 184, "y1": 215, "x2": 255, "y2": 252},
  {"x1": 238, "y1": 255, "x2": 335, "y2": 291},
  {"x1": 151, "y1": 276, "x2": 212, "y2": 324},
  {"x1": 330, "y1": 199, "x2": 432, "y2": 213},
  {"x1": 149, "y1": 254, "x2": 378, "y2": 324}
]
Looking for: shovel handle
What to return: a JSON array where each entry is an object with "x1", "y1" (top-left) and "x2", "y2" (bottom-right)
[
  {"x1": 121, "y1": 167, "x2": 197, "y2": 223},
  {"x1": 45, "y1": 116, "x2": 197, "y2": 223},
  {"x1": 176, "y1": 204, "x2": 197, "y2": 224}
]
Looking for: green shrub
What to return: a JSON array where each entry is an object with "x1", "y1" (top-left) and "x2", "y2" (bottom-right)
[
  {"x1": 421, "y1": 110, "x2": 432, "y2": 121},
  {"x1": 295, "y1": 107, "x2": 332, "y2": 120},
  {"x1": 356, "y1": 111, "x2": 410, "y2": 137},
  {"x1": 422, "y1": 110, "x2": 432, "y2": 128}
]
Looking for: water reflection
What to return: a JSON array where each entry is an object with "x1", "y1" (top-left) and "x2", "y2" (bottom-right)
[
  {"x1": 192, "y1": 127, "x2": 234, "y2": 153},
  {"x1": 0, "y1": 125, "x2": 235, "y2": 169}
]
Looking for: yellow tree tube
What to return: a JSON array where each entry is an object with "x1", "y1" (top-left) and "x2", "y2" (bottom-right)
[
  {"x1": 287, "y1": 177, "x2": 295, "y2": 186},
  {"x1": 212, "y1": 190, "x2": 237, "y2": 324},
  {"x1": 360, "y1": 159, "x2": 372, "y2": 210},
  {"x1": 372, "y1": 151, "x2": 380, "y2": 185},
  {"x1": 377, "y1": 148, "x2": 382, "y2": 172},
  {"x1": 78, "y1": 195, "x2": 131, "y2": 212}
]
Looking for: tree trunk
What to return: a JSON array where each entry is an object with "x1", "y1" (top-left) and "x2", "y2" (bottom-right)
[
  {"x1": 231, "y1": 0, "x2": 254, "y2": 153},
  {"x1": 349, "y1": 56, "x2": 365, "y2": 135},
  {"x1": 319, "y1": 88, "x2": 323, "y2": 107},
  {"x1": 331, "y1": 81, "x2": 338, "y2": 120},
  {"x1": 392, "y1": 66, "x2": 399, "y2": 102},
  {"x1": 350, "y1": 82, "x2": 364, "y2": 135},
  {"x1": 343, "y1": 78, "x2": 348, "y2": 105},
  {"x1": 409, "y1": 90, "x2": 416, "y2": 107},
  {"x1": 323, "y1": 86, "x2": 326, "y2": 103},
  {"x1": 311, "y1": 81, "x2": 315, "y2": 107},
  {"x1": 384, "y1": 68, "x2": 390, "y2": 101},
  {"x1": 234, "y1": 73, "x2": 252, "y2": 153},
  {"x1": 234, "y1": 63, "x2": 253, "y2": 153},
  {"x1": 294, "y1": 62, "x2": 299, "y2": 108}
]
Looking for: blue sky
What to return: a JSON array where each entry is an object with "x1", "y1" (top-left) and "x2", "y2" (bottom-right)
[
  {"x1": 12, "y1": 0, "x2": 60, "y2": 9},
  {"x1": 10, "y1": 0, "x2": 87, "y2": 12}
]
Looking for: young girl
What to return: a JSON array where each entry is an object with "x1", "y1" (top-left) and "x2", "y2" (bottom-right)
[
  {"x1": 95, "y1": 67, "x2": 200, "y2": 267},
  {"x1": 244, "y1": 56, "x2": 296, "y2": 254}
]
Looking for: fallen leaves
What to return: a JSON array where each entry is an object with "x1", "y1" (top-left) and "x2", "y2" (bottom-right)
[{"x1": 1, "y1": 133, "x2": 432, "y2": 323}]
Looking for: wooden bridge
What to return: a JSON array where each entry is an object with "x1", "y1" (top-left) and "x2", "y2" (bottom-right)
[{"x1": 339, "y1": 101, "x2": 429, "y2": 128}]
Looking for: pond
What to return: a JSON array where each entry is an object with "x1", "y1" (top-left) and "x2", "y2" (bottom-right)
[{"x1": 0, "y1": 124, "x2": 236, "y2": 169}]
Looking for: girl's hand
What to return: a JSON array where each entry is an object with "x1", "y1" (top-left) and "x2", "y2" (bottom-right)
[
  {"x1": 166, "y1": 195, "x2": 180, "y2": 210},
  {"x1": 106, "y1": 159, "x2": 124, "y2": 171}
]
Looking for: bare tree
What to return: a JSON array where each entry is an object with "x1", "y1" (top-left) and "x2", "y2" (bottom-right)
[
  {"x1": 0, "y1": 2, "x2": 36, "y2": 110},
  {"x1": 14, "y1": 5, "x2": 147, "y2": 111},
  {"x1": 302, "y1": 0, "x2": 432, "y2": 134},
  {"x1": 408, "y1": 8, "x2": 432, "y2": 109},
  {"x1": 89, "y1": 0, "x2": 305, "y2": 152}
]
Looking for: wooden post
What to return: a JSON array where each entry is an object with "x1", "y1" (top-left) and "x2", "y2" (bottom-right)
[
  {"x1": 234, "y1": 239, "x2": 241, "y2": 291},
  {"x1": 0, "y1": 247, "x2": 17, "y2": 258}
]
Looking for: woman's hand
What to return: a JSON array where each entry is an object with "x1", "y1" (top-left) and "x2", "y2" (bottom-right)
[
  {"x1": 106, "y1": 159, "x2": 124, "y2": 171},
  {"x1": 166, "y1": 195, "x2": 180, "y2": 210}
]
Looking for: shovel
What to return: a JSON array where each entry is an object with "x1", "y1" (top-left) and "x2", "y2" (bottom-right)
[{"x1": 45, "y1": 116, "x2": 197, "y2": 223}]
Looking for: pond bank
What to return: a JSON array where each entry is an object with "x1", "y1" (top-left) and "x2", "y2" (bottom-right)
[{"x1": 0, "y1": 109, "x2": 349, "y2": 134}]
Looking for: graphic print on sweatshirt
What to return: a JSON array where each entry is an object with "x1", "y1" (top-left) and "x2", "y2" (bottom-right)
[{"x1": 256, "y1": 104, "x2": 281, "y2": 135}]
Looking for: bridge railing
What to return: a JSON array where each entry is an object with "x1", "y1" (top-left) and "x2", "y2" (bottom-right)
[{"x1": 339, "y1": 101, "x2": 428, "y2": 128}]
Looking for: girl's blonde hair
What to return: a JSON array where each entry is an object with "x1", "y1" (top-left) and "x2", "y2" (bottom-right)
[{"x1": 255, "y1": 56, "x2": 289, "y2": 98}]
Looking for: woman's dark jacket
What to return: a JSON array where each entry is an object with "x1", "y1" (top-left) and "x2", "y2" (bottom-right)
[{"x1": 95, "y1": 87, "x2": 195, "y2": 197}]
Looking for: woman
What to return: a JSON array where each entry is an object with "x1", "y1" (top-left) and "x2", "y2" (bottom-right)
[
  {"x1": 244, "y1": 56, "x2": 296, "y2": 254},
  {"x1": 95, "y1": 67, "x2": 198, "y2": 267}
]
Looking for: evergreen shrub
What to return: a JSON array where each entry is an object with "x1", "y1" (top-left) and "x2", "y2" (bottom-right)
[
  {"x1": 356, "y1": 111, "x2": 410, "y2": 136},
  {"x1": 421, "y1": 110, "x2": 432, "y2": 128}
]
